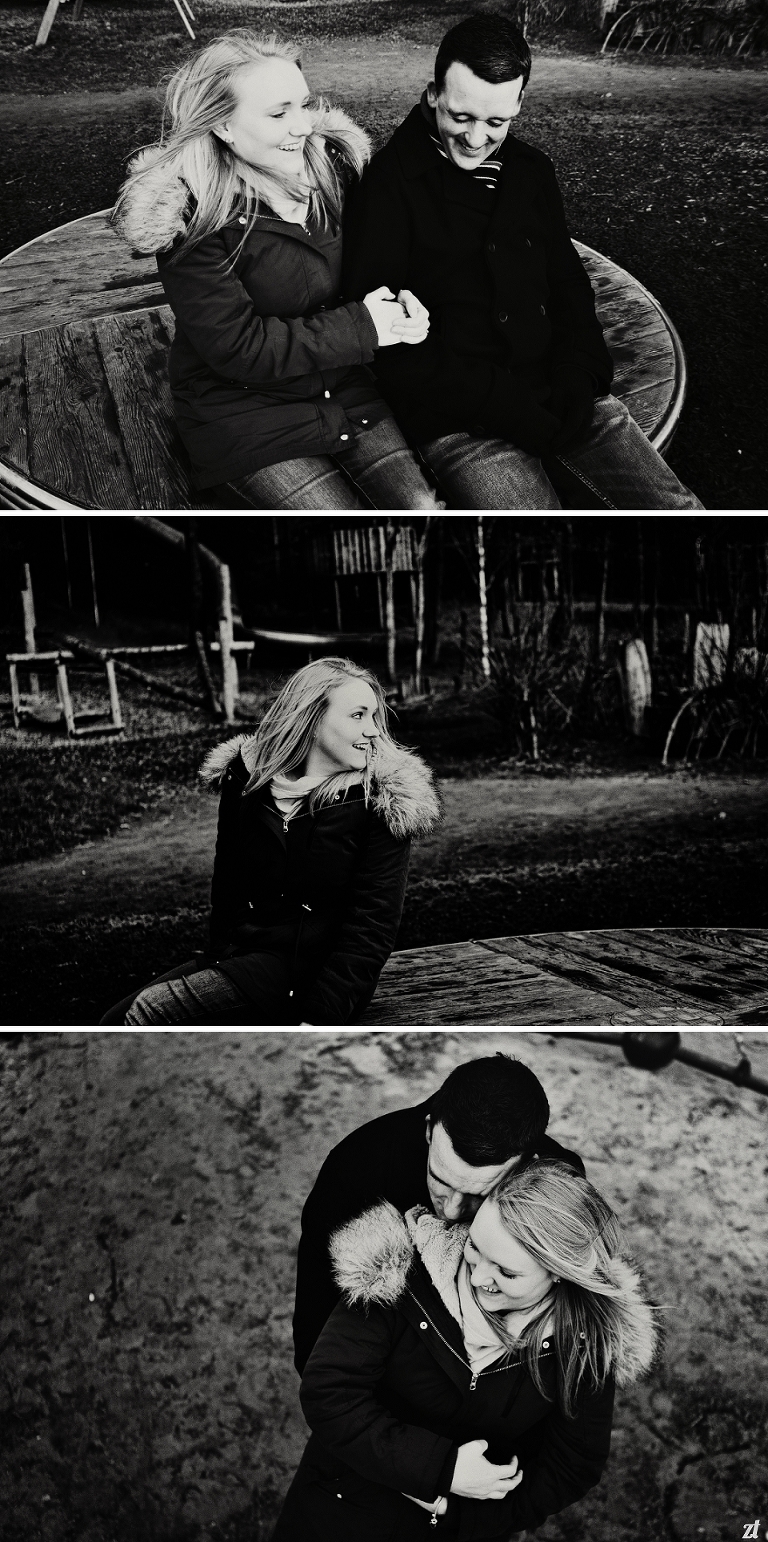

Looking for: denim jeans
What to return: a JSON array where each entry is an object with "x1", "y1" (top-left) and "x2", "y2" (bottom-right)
[
  {"x1": 100, "y1": 956, "x2": 290, "y2": 1025},
  {"x1": 418, "y1": 396, "x2": 704, "y2": 510},
  {"x1": 229, "y1": 415, "x2": 441, "y2": 510}
]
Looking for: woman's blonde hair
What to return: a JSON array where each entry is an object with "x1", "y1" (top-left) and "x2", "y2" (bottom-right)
[
  {"x1": 476, "y1": 1160, "x2": 645, "y2": 1417},
  {"x1": 243, "y1": 657, "x2": 394, "y2": 811},
  {"x1": 113, "y1": 30, "x2": 368, "y2": 262}
]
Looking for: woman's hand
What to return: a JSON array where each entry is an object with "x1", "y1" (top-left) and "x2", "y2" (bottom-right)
[
  {"x1": 402, "y1": 1493, "x2": 448, "y2": 1516},
  {"x1": 450, "y1": 1440, "x2": 523, "y2": 1500},
  {"x1": 363, "y1": 286, "x2": 430, "y2": 347}
]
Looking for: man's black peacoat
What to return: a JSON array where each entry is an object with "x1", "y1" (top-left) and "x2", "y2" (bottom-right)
[
  {"x1": 293, "y1": 1097, "x2": 585, "y2": 1372},
  {"x1": 342, "y1": 104, "x2": 614, "y2": 453}
]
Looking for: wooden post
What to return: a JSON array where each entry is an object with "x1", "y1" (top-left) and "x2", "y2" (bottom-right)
[
  {"x1": 21, "y1": 564, "x2": 39, "y2": 698},
  {"x1": 56, "y1": 658, "x2": 77, "y2": 738},
  {"x1": 104, "y1": 659, "x2": 123, "y2": 731},
  {"x1": 72, "y1": 0, "x2": 85, "y2": 18},
  {"x1": 186, "y1": 518, "x2": 222, "y2": 717},
  {"x1": 621, "y1": 639, "x2": 652, "y2": 736},
  {"x1": 9, "y1": 663, "x2": 22, "y2": 729},
  {"x1": 218, "y1": 563, "x2": 238, "y2": 724},
  {"x1": 334, "y1": 577, "x2": 343, "y2": 632},
  {"x1": 477, "y1": 516, "x2": 491, "y2": 679},
  {"x1": 35, "y1": 0, "x2": 63, "y2": 47}
]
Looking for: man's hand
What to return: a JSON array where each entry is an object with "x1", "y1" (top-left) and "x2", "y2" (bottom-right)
[
  {"x1": 548, "y1": 366, "x2": 596, "y2": 453},
  {"x1": 450, "y1": 1439, "x2": 523, "y2": 1500},
  {"x1": 363, "y1": 286, "x2": 430, "y2": 347}
]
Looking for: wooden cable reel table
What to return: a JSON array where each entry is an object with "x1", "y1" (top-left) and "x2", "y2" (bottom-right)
[{"x1": 0, "y1": 210, "x2": 686, "y2": 510}]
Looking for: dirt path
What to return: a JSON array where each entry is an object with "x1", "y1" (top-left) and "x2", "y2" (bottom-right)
[
  {"x1": 3, "y1": 772, "x2": 767, "y2": 926},
  {"x1": 0, "y1": 47, "x2": 764, "y2": 123},
  {"x1": 1, "y1": 1029, "x2": 766, "y2": 1541}
]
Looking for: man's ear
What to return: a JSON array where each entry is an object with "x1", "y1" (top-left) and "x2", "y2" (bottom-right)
[
  {"x1": 513, "y1": 87, "x2": 525, "y2": 118},
  {"x1": 426, "y1": 80, "x2": 439, "y2": 111}
]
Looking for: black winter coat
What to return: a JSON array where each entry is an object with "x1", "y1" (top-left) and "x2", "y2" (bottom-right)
[
  {"x1": 342, "y1": 105, "x2": 613, "y2": 448},
  {"x1": 293, "y1": 1098, "x2": 585, "y2": 1373},
  {"x1": 113, "y1": 108, "x2": 389, "y2": 488},
  {"x1": 200, "y1": 737, "x2": 440, "y2": 1027},
  {"x1": 275, "y1": 1201, "x2": 656, "y2": 1542}
]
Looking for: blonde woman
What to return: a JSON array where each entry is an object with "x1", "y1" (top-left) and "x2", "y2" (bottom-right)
[
  {"x1": 100, "y1": 658, "x2": 440, "y2": 1025},
  {"x1": 273, "y1": 1159, "x2": 658, "y2": 1540},
  {"x1": 112, "y1": 31, "x2": 440, "y2": 509}
]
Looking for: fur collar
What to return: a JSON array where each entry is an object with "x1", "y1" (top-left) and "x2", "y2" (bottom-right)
[
  {"x1": 329, "y1": 1200, "x2": 659, "y2": 1386},
  {"x1": 113, "y1": 102, "x2": 370, "y2": 254},
  {"x1": 199, "y1": 735, "x2": 441, "y2": 840}
]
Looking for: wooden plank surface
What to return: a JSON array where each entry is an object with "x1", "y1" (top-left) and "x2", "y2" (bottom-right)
[
  {"x1": 0, "y1": 333, "x2": 29, "y2": 475},
  {"x1": 95, "y1": 308, "x2": 193, "y2": 509},
  {"x1": 359, "y1": 928, "x2": 768, "y2": 1027},
  {"x1": 0, "y1": 213, "x2": 164, "y2": 340},
  {"x1": 24, "y1": 320, "x2": 139, "y2": 508}
]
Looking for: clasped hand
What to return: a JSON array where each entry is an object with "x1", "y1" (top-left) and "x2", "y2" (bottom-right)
[
  {"x1": 450, "y1": 1439, "x2": 523, "y2": 1501},
  {"x1": 363, "y1": 286, "x2": 430, "y2": 347}
]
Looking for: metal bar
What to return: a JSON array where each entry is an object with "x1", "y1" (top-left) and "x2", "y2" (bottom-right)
[{"x1": 169, "y1": 0, "x2": 195, "y2": 39}]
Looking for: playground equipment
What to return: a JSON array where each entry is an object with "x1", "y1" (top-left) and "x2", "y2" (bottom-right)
[
  {"x1": 35, "y1": 0, "x2": 195, "y2": 48},
  {"x1": 552, "y1": 1030, "x2": 768, "y2": 1096}
]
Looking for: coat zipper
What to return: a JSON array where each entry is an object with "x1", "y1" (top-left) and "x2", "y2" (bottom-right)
[{"x1": 407, "y1": 1288, "x2": 553, "y2": 1390}]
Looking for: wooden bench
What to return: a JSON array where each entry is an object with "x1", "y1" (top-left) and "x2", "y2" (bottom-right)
[
  {"x1": 0, "y1": 211, "x2": 687, "y2": 510},
  {"x1": 357, "y1": 927, "x2": 768, "y2": 1026}
]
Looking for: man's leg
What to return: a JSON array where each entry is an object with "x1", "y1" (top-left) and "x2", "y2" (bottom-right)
[
  {"x1": 228, "y1": 456, "x2": 365, "y2": 510},
  {"x1": 333, "y1": 417, "x2": 443, "y2": 510},
  {"x1": 552, "y1": 395, "x2": 704, "y2": 509},
  {"x1": 417, "y1": 431, "x2": 562, "y2": 510}
]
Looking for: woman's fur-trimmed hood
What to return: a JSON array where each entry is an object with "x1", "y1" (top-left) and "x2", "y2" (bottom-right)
[
  {"x1": 199, "y1": 734, "x2": 441, "y2": 840},
  {"x1": 113, "y1": 103, "x2": 370, "y2": 255},
  {"x1": 329, "y1": 1200, "x2": 659, "y2": 1386}
]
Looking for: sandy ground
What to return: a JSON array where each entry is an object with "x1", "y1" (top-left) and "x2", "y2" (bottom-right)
[
  {"x1": 1, "y1": 1028, "x2": 766, "y2": 1542},
  {"x1": 1, "y1": 47, "x2": 765, "y2": 123},
  {"x1": 3, "y1": 771, "x2": 768, "y2": 926}
]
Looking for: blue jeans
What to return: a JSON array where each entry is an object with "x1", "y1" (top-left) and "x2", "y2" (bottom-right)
[
  {"x1": 418, "y1": 396, "x2": 703, "y2": 509},
  {"x1": 229, "y1": 415, "x2": 441, "y2": 510},
  {"x1": 99, "y1": 956, "x2": 290, "y2": 1025}
]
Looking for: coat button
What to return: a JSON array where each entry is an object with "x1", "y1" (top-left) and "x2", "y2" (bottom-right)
[
  {"x1": 324, "y1": 390, "x2": 331, "y2": 398},
  {"x1": 361, "y1": 418, "x2": 368, "y2": 424},
  {"x1": 542, "y1": 1340, "x2": 550, "y2": 1348},
  {"x1": 526, "y1": 238, "x2": 532, "y2": 248},
  {"x1": 420, "y1": 1321, "x2": 428, "y2": 1330},
  {"x1": 340, "y1": 433, "x2": 349, "y2": 441},
  {"x1": 499, "y1": 312, "x2": 508, "y2": 323},
  {"x1": 540, "y1": 304, "x2": 546, "y2": 315},
  {"x1": 336, "y1": 1493, "x2": 343, "y2": 1499},
  {"x1": 488, "y1": 241, "x2": 496, "y2": 253},
  {"x1": 238, "y1": 216, "x2": 246, "y2": 225}
]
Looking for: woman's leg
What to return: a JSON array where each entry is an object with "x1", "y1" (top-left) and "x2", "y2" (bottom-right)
[
  {"x1": 228, "y1": 457, "x2": 365, "y2": 509},
  {"x1": 124, "y1": 954, "x2": 292, "y2": 1026},
  {"x1": 333, "y1": 418, "x2": 443, "y2": 510},
  {"x1": 125, "y1": 967, "x2": 253, "y2": 1025},
  {"x1": 417, "y1": 431, "x2": 562, "y2": 510},
  {"x1": 99, "y1": 958, "x2": 201, "y2": 1025}
]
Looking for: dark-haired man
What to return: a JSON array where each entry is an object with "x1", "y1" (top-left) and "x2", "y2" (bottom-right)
[
  {"x1": 343, "y1": 13, "x2": 702, "y2": 509},
  {"x1": 292, "y1": 1054, "x2": 583, "y2": 1373}
]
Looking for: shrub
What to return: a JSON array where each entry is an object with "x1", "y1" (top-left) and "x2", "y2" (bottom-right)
[
  {"x1": 602, "y1": 0, "x2": 768, "y2": 55},
  {"x1": 662, "y1": 647, "x2": 768, "y2": 762},
  {"x1": 483, "y1": 607, "x2": 623, "y2": 759}
]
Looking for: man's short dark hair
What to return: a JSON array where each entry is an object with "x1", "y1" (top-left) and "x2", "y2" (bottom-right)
[
  {"x1": 434, "y1": 14, "x2": 532, "y2": 95},
  {"x1": 429, "y1": 1054, "x2": 549, "y2": 1165}
]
